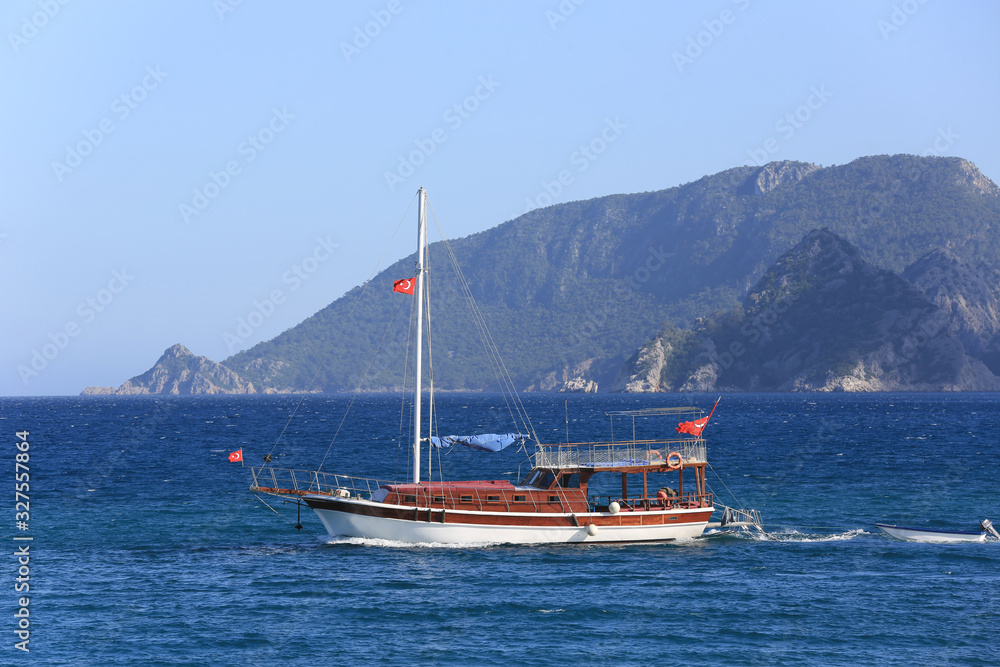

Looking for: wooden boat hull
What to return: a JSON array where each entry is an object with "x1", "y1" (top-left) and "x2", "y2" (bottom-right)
[
  {"x1": 876, "y1": 523, "x2": 986, "y2": 543},
  {"x1": 306, "y1": 495, "x2": 713, "y2": 544}
]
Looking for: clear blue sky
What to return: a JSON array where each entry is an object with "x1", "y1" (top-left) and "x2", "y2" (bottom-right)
[{"x1": 2, "y1": 0, "x2": 998, "y2": 396}]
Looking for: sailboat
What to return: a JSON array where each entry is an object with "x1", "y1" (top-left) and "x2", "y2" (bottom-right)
[{"x1": 251, "y1": 188, "x2": 757, "y2": 544}]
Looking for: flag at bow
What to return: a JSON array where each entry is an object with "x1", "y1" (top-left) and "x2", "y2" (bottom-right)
[
  {"x1": 228, "y1": 449, "x2": 243, "y2": 462},
  {"x1": 676, "y1": 397, "x2": 720, "y2": 436},
  {"x1": 393, "y1": 277, "x2": 416, "y2": 294}
]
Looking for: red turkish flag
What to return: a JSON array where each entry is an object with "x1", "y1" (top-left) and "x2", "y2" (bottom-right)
[
  {"x1": 228, "y1": 449, "x2": 243, "y2": 462},
  {"x1": 676, "y1": 417, "x2": 709, "y2": 436},
  {"x1": 676, "y1": 398, "x2": 720, "y2": 436},
  {"x1": 393, "y1": 277, "x2": 416, "y2": 294}
]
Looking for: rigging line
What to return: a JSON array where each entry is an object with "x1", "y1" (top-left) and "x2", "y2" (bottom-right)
[
  {"x1": 448, "y1": 250, "x2": 535, "y2": 439},
  {"x1": 427, "y1": 269, "x2": 443, "y2": 482},
  {"x1": 265, "y1": 191, "x2": 419, "y2": 462},
  {"x1": 426, "y1": 202, "x2": 533, "y2": 444},
  {"x1": 437, "y1": 253, "x2": 508, "y2": 400},
  {"x1": 422, "y1": 201, "x2": 509, "y2": 403},
  {"x1": 423, "y1": 269, "x2": 446, "y2": 486},
  {"x1": 424, "y1": 268, "x2": 448, "y2": 486},
  {"x1": 397, "y1": 282, "x2": 416, "y2": 482},
  {"x1": 424, "y1": 264, "x2": 432, "y2": 473},
  {"x1": 423, "y1": 244, "x2": 443, "y2": 483},
  {"x1": 423, "y1": 261, "x2": 439, "y2": 484},
  {"x1": 317, "y1": 293, "x2": 408, "y2": 471},
  {"x1": 443, "y1": 254, "x2": 515, "y2": 406},
  {"x1": 252, "y1": 494, "x2": 326, "y2": 542},
  {"x1": 426, "y1": 200, "x2": 539, "y2": 443},
  {"x1": 466, "y1": 276, "x2": 536, "y2": 440},
  {"x1": 705, "y1": 461, "x2": 746, "y2": 510}
]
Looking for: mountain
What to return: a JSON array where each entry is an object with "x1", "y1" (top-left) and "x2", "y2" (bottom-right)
[
  {"x1": 86, "y1": 154, "x2": 1000, "y2": 394},
  {"x1": 221, "y1": 154, "x2": 999, "y2": 393},
  {"x1": 82, "y1": 344, "x2": 261, "y2": 395},
  {"x1": 901, "y1": 249, "x2": 1000, "y2": 374},
  {"x1": 613, "y1": 229, "x2": 1000, "y2": 392}
]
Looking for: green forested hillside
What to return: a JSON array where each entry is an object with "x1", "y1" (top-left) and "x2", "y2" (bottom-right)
[{"x1": 222, "y1": 155, "x2": 1000, "y2": 392}]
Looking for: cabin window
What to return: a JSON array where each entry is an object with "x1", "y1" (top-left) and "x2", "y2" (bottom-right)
[
  {"x1": 513, "y1": 495, "x2": 526, "y2": 502},
  {"x1": 460, "y1": 495, "x2": 473, "y2": 503},
  {"x1": 432, "y1": 496, "x2": 445, "y2": 503},
  {"x1": 403, "y1": 495, "x2": 416, "y2": 503},
  {"x1": 548, "y1": 495, "x2": 560, "y2": 503},
  {"x1": 486, "y1": 495, "x2": 501, "y2": 502},
  {"x1": 529, "y1": 471, "x2": 554, "y2": 489},
  {"x1": 558, "y1": 473, "x2": 580, "y2": 489}
]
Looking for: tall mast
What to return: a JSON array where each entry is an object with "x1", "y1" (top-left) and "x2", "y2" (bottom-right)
[{"x1": 412, "y1": 187, "x2": 427, "y2": 484}]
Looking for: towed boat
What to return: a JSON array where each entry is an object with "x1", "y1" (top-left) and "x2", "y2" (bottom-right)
[
  {"x1": 877, "y1": 519, "x2": 1000, "y2": 543},
  {"x1": 251, "y1": 188, "x2": 760, "y2": 545}
]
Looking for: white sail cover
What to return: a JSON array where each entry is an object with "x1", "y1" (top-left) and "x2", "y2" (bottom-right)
[{"x1": 429, "y1": 433, "x2": 529, "y2": 453}]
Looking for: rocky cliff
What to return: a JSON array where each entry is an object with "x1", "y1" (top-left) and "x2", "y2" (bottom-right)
[
  {"x1": 902, "y1": 249, "x2": 1000, "y2": 374},
  {"x1": 81, "y1": 344, "x2": 261, "y2": 395},
  {"x1": 615, "y1": 229, "x2": 1000, "y2": 392},
  {"x1": 738, "y1": 160, "x2": 821, "y2": 196}
]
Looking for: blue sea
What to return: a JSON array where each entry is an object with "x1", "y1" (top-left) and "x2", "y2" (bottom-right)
[{"x1": 3, "y1": 393, "x2": 999, "y2": 665}]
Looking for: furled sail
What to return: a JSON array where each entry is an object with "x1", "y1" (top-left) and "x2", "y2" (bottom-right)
[{"x1": 429, "y1": 433, "x2": 529, "y2": 453}]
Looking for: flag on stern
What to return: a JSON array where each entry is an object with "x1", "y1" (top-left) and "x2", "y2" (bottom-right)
[
  {"x1": 228, "y1": 449, "x2": 243, "y2": 462},
  {"x1": 393, "y1": 277, "x2": 416, "y2": 294},
  {"x1": 676, "y1": 397, "x2": 720, "y2": 436}
]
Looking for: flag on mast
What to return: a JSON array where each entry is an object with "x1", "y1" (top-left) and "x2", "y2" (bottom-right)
[
  {"x1": 676, "y1": 397, "x2": 720, "y2": 436},
  {"x1": 393, "y1": 277, "x2": 416, "y2": 294},
  {"x1": 228, "y1": 449, "x2": 243, "y2": 462}
]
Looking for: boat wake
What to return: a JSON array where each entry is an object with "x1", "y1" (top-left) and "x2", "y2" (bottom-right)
[
  {"x1": 702, "y1": 527, "x2": 867, "y2": 542},
  {"x1": 319, "y1": 536, "x2": 503, "y2": 549},
  {"x1": 753, "y1": 528, "x2": 867, "y2": 542}
]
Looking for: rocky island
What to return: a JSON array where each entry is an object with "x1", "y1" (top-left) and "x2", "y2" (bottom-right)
[{"x1": 82, "y1": 344, "x2": 261, "y2": 395}]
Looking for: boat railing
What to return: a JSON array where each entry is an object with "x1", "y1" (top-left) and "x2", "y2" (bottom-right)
[
  {"x1": 249, "y1": 466, "x2": 395, "y2": 501},
  {"x1": 533, "y1": 438, "x2": 707, "y2": 469},
  {"x1": 589, "y1": 491, "x2": 712, "y2": 512},
  {"x1": 719, "y1": 506, "x2": 763, "y2": 530}
]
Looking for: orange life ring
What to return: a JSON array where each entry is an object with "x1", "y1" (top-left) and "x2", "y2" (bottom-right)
[
  {"x1": 648, "y1": 449, "x2": 665, "y2": 462},
  {"x1": 666, "y1": 451, "x2": 683, "y2": 470}
]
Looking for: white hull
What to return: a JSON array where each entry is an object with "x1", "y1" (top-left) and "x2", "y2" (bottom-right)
[
  {"x1": 309, "y1": 497, "x2": 711, "y2": 544},
  {"x1": 877, "y1": 524, "x2": 986, "y2": 543}
]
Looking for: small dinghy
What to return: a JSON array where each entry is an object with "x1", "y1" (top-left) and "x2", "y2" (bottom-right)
[{"x1": 877, "y1": 519, "x2": 1000, "y2": 543}]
